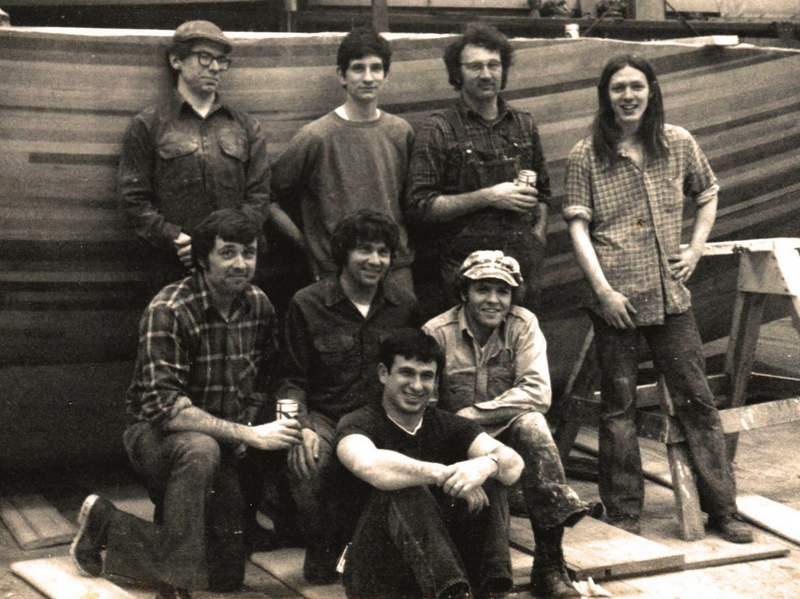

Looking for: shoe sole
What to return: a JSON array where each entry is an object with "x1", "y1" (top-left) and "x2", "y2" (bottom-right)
[{"x1": 70, "y1": 494, "x2": 101, "y2": 576}]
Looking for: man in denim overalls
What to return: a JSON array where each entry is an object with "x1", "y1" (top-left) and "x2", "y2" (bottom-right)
[{"x1": 407, "y1": 22, "x2": 551, "y2": 315}]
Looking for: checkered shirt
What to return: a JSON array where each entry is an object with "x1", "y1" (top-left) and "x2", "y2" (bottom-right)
[
  {"x1": 406, "y1": 96, "x2": 552, "y2": 224},
  {"x1": 127, "y1": 273, "x2": 278, "y2": 425},
  {"x1": 563, "y1": 125, "x2": 718, "y2": 325}
]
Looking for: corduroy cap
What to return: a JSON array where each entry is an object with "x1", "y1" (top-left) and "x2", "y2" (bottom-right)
[
  {"x1": 459, "y1": 250, "x2": 522, "y2": 288},
  {"x1": 173, "y1": 20, "x2": 232, "y2": 53}
]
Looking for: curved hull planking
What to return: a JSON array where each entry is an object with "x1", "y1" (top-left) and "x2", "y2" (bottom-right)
[{"x1": 1, "y1": 28, "x2": 799, "y2": 466}]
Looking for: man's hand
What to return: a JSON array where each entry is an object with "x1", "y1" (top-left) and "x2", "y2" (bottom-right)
[
  {"x1": 288, "y1": 428, "x2": 320, "y2": 478},
  {"x1": 460, "y1": 486, "x2": 490, "y2": 513},
  {"x1": 247, "y1": 419, "x2": 302, "y2": 451},
  {"x1": 597, "y1": 288, "x2": 637, "y2": 329},
  {"x1": 669, "y1": 246, "x2": 703, "y2": 284},
  {"x1": 486, "y1": 182, "x2": 540, "y2": 215},
  {"x1": 174, "y1": 232, "x2": 193, "y2": 270},
  {"x1": 437, "y1": 458, "x2": 494, "y2": 498}
]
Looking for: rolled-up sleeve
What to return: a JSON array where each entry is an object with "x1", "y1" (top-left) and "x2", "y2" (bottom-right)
[{"x1": 563, "y1": 139, "x2": 594, "y2": 223}]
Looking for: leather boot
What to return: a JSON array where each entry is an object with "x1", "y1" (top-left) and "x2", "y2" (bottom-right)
[{"x1": 530, "y1": 524, "x2": 580, "y2": 599}]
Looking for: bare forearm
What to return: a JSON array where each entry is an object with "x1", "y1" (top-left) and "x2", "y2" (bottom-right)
[
  {"x1": 162, "y1": 405, "x2": 249, "y2": 444},
  {"x1": 568, "y1": 218, "x2": 613, "y2": 298},
  {"x1": 491, "y1": 446, "x2": 524, "y2": 486},
  {"x1": 425, "y1": 190, "x2": 491, "y2": 222},
  {"x1": 350, "y1": 450, "x2": 447, "y2": 491},
  {"x1": 689, "y1": 196, "x2": 717, "y2": 253}
]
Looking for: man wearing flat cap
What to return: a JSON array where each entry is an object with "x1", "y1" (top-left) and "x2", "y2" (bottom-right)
[
  {"x1": 119, "y1": 20, "x2": 271, "y2": 295},
  {"x1": 423, "y1": 250, "x2": 588, "y2": 599}
]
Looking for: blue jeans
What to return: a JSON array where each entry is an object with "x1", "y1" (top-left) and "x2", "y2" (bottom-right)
[
  {"x1": 589, "y1": 309, "x2": 737, "y2": 521},
  {"x1": 343, "y1": 482, "x2": 512, "y2": 599},
  {"x1": 500, "y1": 411, "x2": 586, "y2": 529},
  {"x1": 103, "y1": 424, "x2": 246, "y2": 590}
]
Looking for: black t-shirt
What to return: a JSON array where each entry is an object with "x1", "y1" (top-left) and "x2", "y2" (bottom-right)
[{"x1": 335, "y1": 402, "x2": 483, "y2": 465}]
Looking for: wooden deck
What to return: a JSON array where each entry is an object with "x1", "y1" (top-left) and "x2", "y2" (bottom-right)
[{"x1": 1, "y1": 318, "x2": 798, "y2": 599}]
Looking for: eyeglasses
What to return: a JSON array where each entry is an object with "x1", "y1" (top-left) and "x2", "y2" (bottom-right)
[
  {"x1": 461, "y1": 61, "x2": 503, "y2": 74},
  {"x1": 190, "y1": 51, "x2": 232, "y2": 70}
]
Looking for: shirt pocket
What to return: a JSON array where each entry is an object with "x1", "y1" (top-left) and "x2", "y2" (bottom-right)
[
  {"x1": 487, "y1": 348, "x2": 515, "y2": 400},
  {"x1": 218, "y1": 129, "x2": 249, "y2": 163},
  {"x1": 312, "y1": 333, "x2": 357, "y2": 372},
  {"x1": 441, "y1": 370, "x2": 478, "y2": 412}
]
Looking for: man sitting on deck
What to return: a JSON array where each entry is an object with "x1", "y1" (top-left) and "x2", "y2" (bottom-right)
[
  {"x1": 274, "y1": 209, "x2": 420, "y2": 584},
  {"x1": 423, "y1": 250, "x2": 587, "y2": 599},
  {"x1": 70, "y1": 210, "x2": 302, "y2": 599},
  {"x1": 336, "y1": 329, "x2": 524, "y2": 599}
]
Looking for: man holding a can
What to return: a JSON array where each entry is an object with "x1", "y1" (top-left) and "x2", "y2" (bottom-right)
[
  {"x1": 275, "y1": 209, "x2": 420, "y2": 584},
  {"x1": 70, "y1": 210, "x2": 302, "y2": 599},
  {"x1": 423, "y1": 250, "x2": 588, "y2": 598},
  {"x1": 407, "y1": 22, "x2": 551, "y2": 312}
]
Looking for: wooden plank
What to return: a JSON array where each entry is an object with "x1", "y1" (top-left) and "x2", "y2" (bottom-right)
[
  {"x1": 0, "y1": 495, "x2": 76, "y2": 550},
  {"x1": 737, "y1": 495, "x2": 800, "y2": 546},
  {"x1": 667, "y1": 443, "x2": 705, "y2": 541},
  {"x1": 509, "y1": 516, "x2": 685, "y2": 581},
  {"x1": 250, "y1": 549, "x2": 347, "y2": 599},
  {"x1": 11, "y1": 556, "x2": 134, "y2": 599}
]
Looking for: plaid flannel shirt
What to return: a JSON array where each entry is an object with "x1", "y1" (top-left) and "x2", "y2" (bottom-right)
[
  {"x1": 127, "y1": 273, "x2": 278, "y2": 426},
  {"x1": 563, "y1": 125, "x2": 718, "y2": 325},
  {"x1": 406, "y1": 96, "x2": 552, "y2": 225}
]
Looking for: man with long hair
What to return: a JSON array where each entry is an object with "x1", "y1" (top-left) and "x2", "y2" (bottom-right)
[{"x1": 563, "y1": 55, "x2": 752, "y2": 543}]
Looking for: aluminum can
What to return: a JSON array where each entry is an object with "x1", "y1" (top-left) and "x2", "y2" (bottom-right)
[
  {"x1": 276, "y1": 399, "x2": 299, "y2": 420},
  {"x1": 515, "y1": 170, "x2": 537, "y2": 187},
  {"x1": 565, "y1": 24, "x2": 580, "y2": 38}
]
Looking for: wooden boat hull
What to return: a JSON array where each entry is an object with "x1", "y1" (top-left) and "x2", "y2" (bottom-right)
[{"x1": 1, "y1": 28, "x2": 799, "y2": 467}]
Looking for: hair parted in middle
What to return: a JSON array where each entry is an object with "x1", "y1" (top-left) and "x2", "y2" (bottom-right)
[
  {"x1": 337, "y1": 27, "x2": 393, "y2": 75},
  {"x1": 330, "y1": 209, "x2": 400, "y2": 268},
  {"x1": 592, "y1": 54, "x2": 667, "y2": 167},
  {"x1": 443, "y1": 22, "x2": 514, "y2": 91}
]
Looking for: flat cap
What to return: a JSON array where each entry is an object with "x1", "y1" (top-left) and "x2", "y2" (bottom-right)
[
  {"x1": 173, "y1": 20, "x2": 232, "y2": 53},
  {"x1": 459, "y1": 250, "x2": 522, "y2": 288}
]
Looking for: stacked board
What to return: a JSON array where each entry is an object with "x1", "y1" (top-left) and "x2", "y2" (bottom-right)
[{"x1": 1, "y1": 28, "x2": 800, "y2": 466}]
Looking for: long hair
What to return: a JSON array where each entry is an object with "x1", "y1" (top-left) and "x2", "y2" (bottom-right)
[
  {"x1": 591, "y1": 54, "x2": 667, "y2": 166},
  {"x1": 443, "y1": 22, "x2": 514, "y2": 91}
]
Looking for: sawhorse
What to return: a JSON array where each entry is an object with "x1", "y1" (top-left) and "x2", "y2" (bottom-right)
[{"x1": 553, "y1": 238, "x2": 800, "y2": 540}]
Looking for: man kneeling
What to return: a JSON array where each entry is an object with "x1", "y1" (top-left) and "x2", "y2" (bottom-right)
[
  {"x1": 70, "y1": 210, "x2": 301, "y2": 599},
  {"x1": 336, "y1": 329, "x2": 524, "y2": 599}
]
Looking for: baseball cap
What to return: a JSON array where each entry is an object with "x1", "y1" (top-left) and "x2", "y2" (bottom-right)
[
  {"x1": 459, "y1": 250, "x2": 522, "y2": 288},
  {"x1": 173, "y1": 20, "x2": 232, "y2": 53}
]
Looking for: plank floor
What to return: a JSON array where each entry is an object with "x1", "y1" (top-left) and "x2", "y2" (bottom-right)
[{"x1": 1, "y1": 319, "x2": 798, "y2": 599}]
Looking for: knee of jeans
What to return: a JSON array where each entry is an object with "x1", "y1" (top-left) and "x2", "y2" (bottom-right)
[
  {"x1": 173, "y1": 432, "x2": 221, "y2": 477},
  {"x1": 601, "y1": 376, "x2": 638, "y2": 417},
  {"x1": 511, "y1": 411, "x2": 553, "y2": 446}
]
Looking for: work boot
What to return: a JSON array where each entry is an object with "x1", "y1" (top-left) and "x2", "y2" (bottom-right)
[
  {"x1": 70, "y1": 494, "x2": 116, "y2": 577},
  {"x1": 707, "y1": 515, "x2": 753, "y2": 544},
  {"x1": 609, "y1": 515, "x2": 640, "y2": 535},
  {"x1": 530, "y1": 524, "x2": 580, "y2": 599}
]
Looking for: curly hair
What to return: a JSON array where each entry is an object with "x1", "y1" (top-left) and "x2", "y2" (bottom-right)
[
  {"x1": 330, "y1": 209, "x2": 400, "y2": 268},
  {"x1": 443, "y1": 22, "x2": 514, "y2": 91}
]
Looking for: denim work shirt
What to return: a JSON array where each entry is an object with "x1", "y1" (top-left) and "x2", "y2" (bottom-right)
[
  {"x1": 126, "y1": 273, "x2": 279, "y2": 426},
  {"x1": 119, "y1": 91, "x2": 271, "y2": 250},
  {"x1": 275, "y1": 276, "x2": 419, "y2": 429},
  {"x1": 563, "y1": 125, "x2": 718, "y2": 325},
  {"x1": 423, "y1": 304, "x2": 551, "y2": 437}
]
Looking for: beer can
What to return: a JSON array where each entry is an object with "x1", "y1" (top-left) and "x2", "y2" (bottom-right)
[
  {"x1": 515, "y1": 170, "x2": 537, "y2": 187},
  {"x1": 276, "y1": 399, "x2": 299, "y2": 420}
]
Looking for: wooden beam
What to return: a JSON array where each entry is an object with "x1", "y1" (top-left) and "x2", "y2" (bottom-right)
[
  {"x1": 372, "y1": 0, "x2": 389, "y2": 32},
  {"x1": 0, "y1": 495, "x2": 75, "y2": 551}
]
